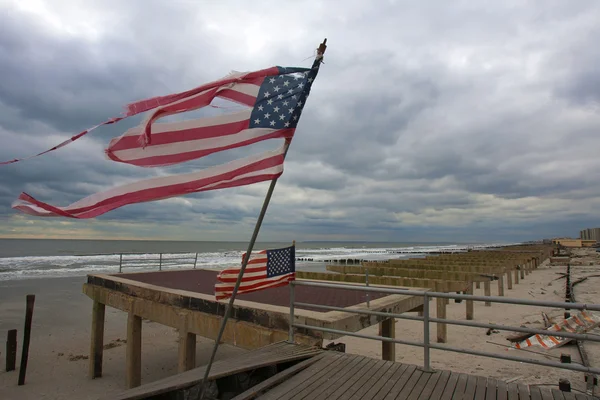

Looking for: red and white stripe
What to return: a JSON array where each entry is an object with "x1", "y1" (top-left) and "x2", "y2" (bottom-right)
[
  {"x1": 12, "y1": 145, "x2": 285, "y2": 219},
  {"x1": 1, "y1": 67, "x2": 281, "y2": 165},
  {"x1": 214, "y1": 250, "x2": 295, "y2": 301},
  {"x1": 514, "y1": 310, "x2": 600, "y2": 350},
  {"x1": 106, "y1": 109, "x2": 294, "y2": 167}
]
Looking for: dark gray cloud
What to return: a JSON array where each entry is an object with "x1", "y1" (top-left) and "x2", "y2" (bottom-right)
[{"x1": 1, "y1": 0, "x2": 599, "y2": 242}]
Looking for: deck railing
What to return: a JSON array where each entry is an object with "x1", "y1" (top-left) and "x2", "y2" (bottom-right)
[
  {"x1": 78, "y1": 252, "x2": 199, "y2": 272},
  {"x1": 288, "y1": 280, "x2": 600, "y2": 377}
]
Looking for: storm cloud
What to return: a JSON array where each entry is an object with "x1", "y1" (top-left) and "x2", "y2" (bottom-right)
[{"x1": 1, "y1": 0, "x2": 599, "y2": 242}]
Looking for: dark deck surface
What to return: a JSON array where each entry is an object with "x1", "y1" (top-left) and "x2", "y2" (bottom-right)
[
  {"x1": 116, "y1": 269, "x2": 390, "y2": 310},
  {"x1": 251, "y1": 350, "x2": 598, "y2": 400}
]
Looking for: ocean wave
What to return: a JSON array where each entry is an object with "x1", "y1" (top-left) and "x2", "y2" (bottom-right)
[{"x1": 0, "y1": 243, "x2": 508, "y2": 281}]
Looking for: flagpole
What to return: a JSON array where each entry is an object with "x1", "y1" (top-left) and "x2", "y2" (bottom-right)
[{"x1": 197, "y1": 39, "x2": 327, "y2": 399}]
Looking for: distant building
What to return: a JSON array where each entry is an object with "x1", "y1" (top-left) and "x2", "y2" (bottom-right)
[
  {"x1": 580, "y1": 228, "x2": 600, "y2": 242},
  {"x1": 552, "y1": 238, "x2": 596, "y2": 248}
]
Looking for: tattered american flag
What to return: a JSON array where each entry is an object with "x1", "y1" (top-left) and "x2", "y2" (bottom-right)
[
  {"x1": 214, "y1": 245, "x2": 295, "y2": 300},
  {"x1": 8, "y1": 64, "x2": 321, "y2": 218}
]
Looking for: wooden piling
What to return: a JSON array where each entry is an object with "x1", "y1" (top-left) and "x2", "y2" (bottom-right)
[
  {"x1": 497, "y1": 275, "x2": 505, "y2": 297},
  {"x1": 18, "y1": 294, "x2": 35, "y2": 386},
  {"x1": 506, "y1": 269, "x2": 513, "y2": 290},
  {"x1": 126, "y1": 312, "x2": 142, "y2": 388},
  {"x1": 436, "y1": 297, "x2": 447, "y2": 343},
  {"x1": 6, "y1": 329, "x2": 17, "y2": 372},
  {"x1": 466, "y1": 281, "x2": 474, "y2": 320},
  {"x1": 484, "y1": 281, "x2": 491, "y2": 306},
  {"x1": 380, "y1": 318, "x2": 395, "y2": 361},
  {"x1": 89, "y1": 301, "x2": 105, "y2": 378}
]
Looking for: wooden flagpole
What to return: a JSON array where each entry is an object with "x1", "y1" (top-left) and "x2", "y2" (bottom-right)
[{"x1": 197, "y1": 39, "x2": 327, "y2": 399}]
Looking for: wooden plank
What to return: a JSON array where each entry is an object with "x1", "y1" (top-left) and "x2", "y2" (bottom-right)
[
  {"x1": 274, "y1": 353, "x2": 354, "y2": 400},
  {"x1": 311, "y1": 357, "x2": 369, "y2": 400},
  {"x1": 496, "y1": 379, "x2": 508, "y2": 400},
  {"x1": 463, "y1": 375, "x2": 479, "y2": 399},
  {"x1": 231, "y1": 354, "x2": 326, "y2": 400},
  {"x1": 393, "y1": 367, "x2": 425, "y2": 399},
  {"x1": 360, "y1": 362, "x2": 402, "y2": 399},
  {"x1": 517, "y1": 383, "x2": 530, "y2": 400},
  {"x1": 551, "y1": 389, "x2": 566, "y2": 400},
  {"x1": 126, "y1": 312, "x2": 142, "y2": 389},
  {"x1": 427, "y1": 370, "x2": 452, "y2": 400},
  {"x1": 89, "y1": 301, "x2": 105, "y2": 379},
  {"x1": 416, "y1": 370, "x2": 443, "y2": 400},
  {"x1": 538, "y1": 388, "x2": 555, "y2": 400},
  {"x1": 474, "y1": 376, "x2": 489, "y2": 400},
  {"x1": 450, "y1": 373, "x2": 469, "y2": 399},
  {"x1": 405, "y1": 370, "x2": 436, "y2": 400},
  {"x1": 439, "y1": 372, "x2": 460, "y2": 400},
  {"x1": 382, "y1": 364, "x2": 418, "y2": 399},
  {"x1": 483, "y1": 378, "x2": 497, "y2": 400},
  {"x1": 333, "y1": 359, "x2": 391, "y2": 400},
  {"x1": 507, "y1": 382, "x2": 519, "y2": 400},
  {"x1": 327, "y1": 358, "x2": 383, "y2": 400},
  {"x1": 293, "y1": 355, "x2": 366, "y2": 400},
  {"x1": 562, "y1": 391, "x2": 577, "y2": 400},
  {"x1": 370, "y1": 363, "x2": 410, "y2": 399},
  {"x1": 344, "y1": 360, "x2": 395, "y2": 400},
  {"x1": 529, "y1": 385, "x2": 543, "y2": 400},
  {"x1": 257, "y1": 352, "x2": 344, "y2": 400}
]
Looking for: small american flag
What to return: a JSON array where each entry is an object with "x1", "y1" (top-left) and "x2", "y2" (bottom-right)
[{"x1": 214, "y1": 245, "x2": 295, "y2": 300}]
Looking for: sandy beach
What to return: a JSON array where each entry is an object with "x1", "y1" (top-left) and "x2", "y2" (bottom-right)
[{"x1": 1, "y1": 248, "x2": 599, "y2": 399}]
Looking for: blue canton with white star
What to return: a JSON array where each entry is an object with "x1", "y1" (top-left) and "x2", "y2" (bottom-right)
[
  {"x1": 265, "y1": 245, "x2": 296, "y2": 278},
  {"x1": 249, "y1": 66, "x2": 319, "y2": 130}
]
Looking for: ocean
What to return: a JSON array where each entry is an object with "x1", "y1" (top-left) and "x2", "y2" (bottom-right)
[{"x1": 0, "y1": 239, "x2": 512, "y2": 281}]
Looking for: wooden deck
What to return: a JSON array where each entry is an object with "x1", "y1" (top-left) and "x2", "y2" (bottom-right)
[
  {"x1": 236, "y1": 347, "x2": 598, "y2": 400},
  {"x1": 106, "y1": 341, "x2": 597, "y2": 400}
]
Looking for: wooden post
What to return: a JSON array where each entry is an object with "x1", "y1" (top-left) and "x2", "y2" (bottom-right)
[
  {"x1": 6, "y1": 329, "x2": 17, "y2": 372},
  {"x1": 89, "y1": 301, "x2": 106, "y2": 379},
  {"x1": 514, "y1": 268, "x2": 519, "y2": 284},
  {"x1": 520, "y1": 265, "x2": 525, "y2": 280},
  {"x1": 506, "y1": 270, "x2": 513, "y2": 290},
  {"x1": 475, "y1": 282, "x2": 481, "y2": 289},
  {"x1": 484, "y1": 281, "x2": 491, "y2": 306},
  {"x1": 126, "y1": 312, "x2": 142, "y2": 388},
  {"x1": 18, "y1": 294, "x2": 35, "y2": 386},
  {"x1": 497, "y1": 275, "x2": 505, "y2": 297},
  {"x1": 379, "y1": 318, "x2": 395, "y2": 361},
  {"x1": 466, "y1": 281, "x2": 474, "y2": 320},
  {"x1": 436, "y1": 297, "x2": 447, "y2": 343},
  {"x1": 177, "y1": 317, "x2": 196, "y2": 373}
]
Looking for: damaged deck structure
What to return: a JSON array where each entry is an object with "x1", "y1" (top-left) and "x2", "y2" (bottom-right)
[
  {"x1": 83, "y1": 269, "x2": 424, "y2": 388},
  {"x1": 105, "y1": 342, "x2": 597, "y2": 400}
]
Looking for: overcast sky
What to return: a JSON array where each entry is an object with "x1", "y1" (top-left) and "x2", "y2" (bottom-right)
[{"x1": 1, "y1": 0, "x2": 599, "y2": 243}]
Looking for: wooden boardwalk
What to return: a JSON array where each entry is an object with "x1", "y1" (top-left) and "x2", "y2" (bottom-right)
[
  {"x1": 107, "y1": 341, "x2": 598, "y2": 400},
  {"x1": 237, "y1": 349, "x2": 598, "y2": 400}
]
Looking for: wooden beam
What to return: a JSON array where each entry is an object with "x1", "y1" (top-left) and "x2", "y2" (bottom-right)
[
  {"x1": 379, "y1": 318, "x2": 395, "y2": 361},
  {"x1": 89, "y1": 301, "x2": 105, "y2": 379},
  {"x1": 126, "y1": 312, "x2": 142, "y2": 389}
]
